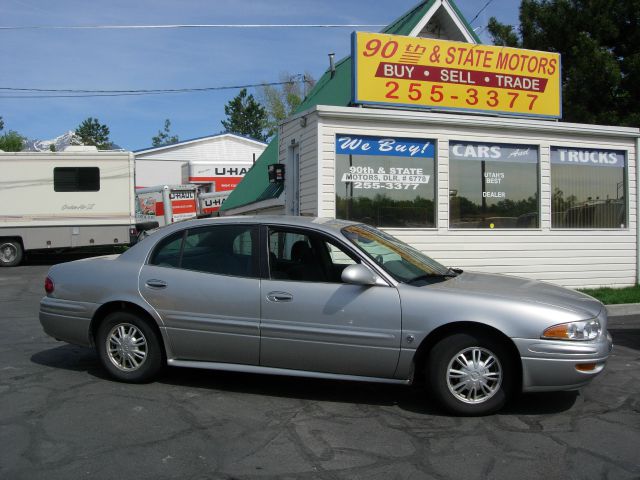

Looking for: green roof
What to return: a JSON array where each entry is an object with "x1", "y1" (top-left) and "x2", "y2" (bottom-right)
[
  {"x1": 382, "y1": 0, "x2": 437, "y2": 36},
  {"x1": 221, "y1": 0, "x2": 478, "y2": 213},
  {"x1": 219, "y1": 133, "x2": 282, "y2": 211}
]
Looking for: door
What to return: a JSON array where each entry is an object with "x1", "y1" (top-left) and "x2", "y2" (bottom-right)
[
  {"x1": 260, "y1": 226, "x2": 402, "y2": 378},
  {"x1": 139, "y1": 224, "x2": 261, "y2": 365}
]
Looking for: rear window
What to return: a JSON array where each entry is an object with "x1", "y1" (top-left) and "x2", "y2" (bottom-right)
[{"x1": 54, "y1": 167, "x2": 100, "y2": 192}]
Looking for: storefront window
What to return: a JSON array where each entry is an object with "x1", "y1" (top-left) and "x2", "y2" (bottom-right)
[
  {"x1": 449, "y1": 141, "x2": 539, "y2": 228},
  {"x1": 551, "y1": 147, "x2": 626, "y2": 228},
  {"x1": 335, "y1": 134, "x2": 436, "y2": 227}
]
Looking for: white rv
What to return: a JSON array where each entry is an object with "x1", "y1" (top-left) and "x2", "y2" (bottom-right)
[{"x1": 0, "y1": 147, "x2": 139, "y2": 266}]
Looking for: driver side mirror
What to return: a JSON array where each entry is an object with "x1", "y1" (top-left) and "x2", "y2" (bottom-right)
[{"x1": 341, "y1": 264, "x2": 379, "y2": 286}]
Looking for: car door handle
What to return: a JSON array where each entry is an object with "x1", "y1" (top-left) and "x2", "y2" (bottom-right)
[
  {"x1": 145, "y1": 279, "x2": 167, "y2": 289},
  {"x1": 266, "y1": 291, "x2": 293, "y2": 302}
]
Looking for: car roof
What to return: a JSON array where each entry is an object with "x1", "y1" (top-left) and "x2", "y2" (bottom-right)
[
  {"x1": 174, "y1": 215, "x2": 358, "y2": 231},
  {"x1": 121, "y1": 216, "x2": 361, "y2": 262}
]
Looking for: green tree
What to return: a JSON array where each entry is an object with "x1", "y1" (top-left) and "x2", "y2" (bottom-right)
[
  {"x1": 0, "y1": 130, "x2": 25, "y2": 152},
  {"x1": 488, "y1": 0, "x2": 640, "y2": 127},
  {"x1": 151, "y1": 119, "x2": 179, "y2": 147},
  {"x1": 74, "y1": 117, "x2": 112, "y2": 149},
  {"x1": 221, "y1": 88, "x2": 268, "y2": 142},
  {"x1": 0, "y1": 116, "x2": 4, "y2": 132},
  {"x1": 259, "y1": 72, "x2": 316, "y2": 138}
]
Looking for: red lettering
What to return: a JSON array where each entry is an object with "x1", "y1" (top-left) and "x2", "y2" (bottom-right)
[
  {"x1": 496, "y1": 52, "x2": 509, "y2": 70},
  {"x1": 538, "y1": 58, "x2": 549, "y2": 74},
  {"x1": 446, "y1": 47, "x2": 455, "y2": 64}
]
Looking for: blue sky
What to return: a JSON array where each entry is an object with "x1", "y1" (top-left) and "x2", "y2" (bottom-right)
[{"x1": 0, "y1": 0, "x2": 520, "y2": 150}]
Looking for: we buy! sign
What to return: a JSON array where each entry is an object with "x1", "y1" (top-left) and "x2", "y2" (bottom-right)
[{"x1": 353, "y1": 32, "x2": 561, "y2": 119}]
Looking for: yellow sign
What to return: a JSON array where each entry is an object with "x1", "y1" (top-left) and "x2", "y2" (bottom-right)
[{"x1": 353, "y1": 32, "x2": 561, "y2": 118}]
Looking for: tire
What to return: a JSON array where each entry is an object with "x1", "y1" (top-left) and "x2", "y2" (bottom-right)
[
  {"x1": 0, "y1": 240, "x2": 23, "y2": 267},
  {"x1": 96, "y1": 311, "x2": 164, "y2": 383},
  {"x1": 427, "y1": 332, "x2": 515, "y2": 416}
]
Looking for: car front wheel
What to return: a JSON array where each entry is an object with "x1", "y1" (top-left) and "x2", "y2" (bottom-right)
[
  {"x1": 428, "y1": 332, "x2": 515, "y2": 416},
  {"x1": 96, "y1": 312, "x2": 163, "y2": 383}
]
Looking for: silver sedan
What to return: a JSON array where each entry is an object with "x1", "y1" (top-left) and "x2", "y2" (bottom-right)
[{"x1": 39, "y1": 216, "x2": 612, "y2": 415}]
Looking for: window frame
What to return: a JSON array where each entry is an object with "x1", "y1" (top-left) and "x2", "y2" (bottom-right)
[
  {"x1": 333, "y1": 133, "x2": 439, "y2": 230},
  {"x1": 53, "y1": 166, "x2": 101, "y2": 192},
  {"x1": 261, "y1": 225, "x2": 364, "y2": 284},
  {"x1": 447, "y1": 140, "x2": 542, "y2": 230},
  {"x1": 148, "y1": 224, "x2": 260, "y2": 278},
  {"x1": 549, "y1": 146, "x2": 629, "y2": 231}
]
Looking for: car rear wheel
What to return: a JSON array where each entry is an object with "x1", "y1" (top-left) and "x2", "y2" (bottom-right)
[
  {"x1": 428, "y1": 332, "x2": 514, "y2": 416},
  {"x1": 96, "y1": 311, "x2": 163, "y2": 383},
  {"x1": 0, "y1": 240, "x2": 23, "y2": 267}
]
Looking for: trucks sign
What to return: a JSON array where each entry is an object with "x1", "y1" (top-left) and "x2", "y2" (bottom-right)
[{"x1": 353, "y1": 32, "x2": 561, "y2": 119}]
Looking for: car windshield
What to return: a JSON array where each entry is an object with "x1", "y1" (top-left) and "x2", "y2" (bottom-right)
[{"x1": 342, "y1": 224, "x2": 452, "y2": 284}]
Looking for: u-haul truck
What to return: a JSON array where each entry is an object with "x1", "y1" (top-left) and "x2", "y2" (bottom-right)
[
  {"x1": 182, "y1": 161, "x2": 250, "y2": 192},
  {"x1": 0, "y1": 147, "x2": 143, "y2": 267}
]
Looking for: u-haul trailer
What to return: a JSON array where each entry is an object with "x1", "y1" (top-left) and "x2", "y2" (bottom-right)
[
  {"x1": 135, "y1": 185, "x2": 199, "y2": 227},
  {"x1": 0, "y1": 147, "x2": 140, "y2": 267},
  {"x1": 198, "y1": 191, "x2": 230, "y2": 216}
]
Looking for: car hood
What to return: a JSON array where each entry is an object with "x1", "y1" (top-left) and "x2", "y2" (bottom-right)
[{"x1": 433, "y1": 272, "x2": 603, "y2": 319}]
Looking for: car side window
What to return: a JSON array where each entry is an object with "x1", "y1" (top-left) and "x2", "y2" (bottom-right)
[
  {"x1": 149, "y1": 225, "x2": 258, "y2": 277},
  {"x1": 178, "y1": 225, "x2": 258, "y2": 277},
  {"x1": 268, "y1": 228, "x2": 359, "y2": 283},
  {"x1": 149, "y1": 231, "x2": 185, "y2": 268}
]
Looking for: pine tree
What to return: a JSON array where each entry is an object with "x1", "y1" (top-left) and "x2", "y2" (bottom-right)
[
  {"x1": 151, "y1": 119, "x2": 179, "y2": 147},
  {"x1": 221, "y1": 89, "x2": 268, "y2": 142},
  {"x1": 74, "y1": 117, "x2": 112, "y2": 150}
]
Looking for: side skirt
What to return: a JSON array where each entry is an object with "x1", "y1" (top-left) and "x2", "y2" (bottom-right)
[{"x1": 168, "y1": 359, "x2": 413, "y2": 386}]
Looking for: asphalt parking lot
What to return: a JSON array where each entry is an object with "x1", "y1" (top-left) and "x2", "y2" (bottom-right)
[{"x1": 1, "y1": 255, "x2": 639, "y2": 480}]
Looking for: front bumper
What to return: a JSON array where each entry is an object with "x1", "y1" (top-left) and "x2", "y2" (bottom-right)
[{"x1": 514, "y1": 331, "x2": 613, "y2": 392}]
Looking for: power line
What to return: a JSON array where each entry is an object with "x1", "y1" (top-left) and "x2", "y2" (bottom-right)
[
  {"x1": 0, "y1": 78, "x2": 307, "y2": 99},
  {"x1": 469, "y1": 0, "x2": 495, "y2": 25},
  {"x1": 0, "y1": 23, "x2": 386, "y2": 31}
]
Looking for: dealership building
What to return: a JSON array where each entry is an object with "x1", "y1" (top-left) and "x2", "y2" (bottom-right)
[{"x1": 221, "y1": 0, "x2": 640, "y2": 289}]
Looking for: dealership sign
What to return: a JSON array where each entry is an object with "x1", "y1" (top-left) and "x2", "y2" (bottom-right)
[
  {"x1": 551, "y1": 147, "x2": 626, "y2": 168},
  {"x1": 450, "y1": 141, "x2": 539, "y2": 163},
  {"x1": 336, "y1": 134, "x2": 435, "y2": 158},
  {"x1": 337, "y1": 134, "x2": 434, "y2": 189},
  {"x1": 353, "y1": 32, "x2": 561, "y2": 118}
]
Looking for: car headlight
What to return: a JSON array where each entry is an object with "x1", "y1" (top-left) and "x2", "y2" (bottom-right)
[{"x1": 542, "y1": 319, "x2": 601, "y2": 341}]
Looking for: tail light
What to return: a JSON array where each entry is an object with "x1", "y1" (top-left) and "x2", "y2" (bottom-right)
[{"x1": 44, "y1": 276, "x2": 54, "y2": 294}]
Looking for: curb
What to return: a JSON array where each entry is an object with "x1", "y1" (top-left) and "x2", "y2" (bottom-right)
[
  {"x1": 606, "y1": 303, "x2": 640, "y2": 317},
  {"x1": 606, "y1": 304, "x2": 640, "y2": 328}
]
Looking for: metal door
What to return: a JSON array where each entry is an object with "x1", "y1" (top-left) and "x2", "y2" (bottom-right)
[
  {"x1": 139, "y1": 225, "x2": 261, "y2": 365},
  {"x1": 260, "y1": 227, "x2": 402, "y2": 378}
]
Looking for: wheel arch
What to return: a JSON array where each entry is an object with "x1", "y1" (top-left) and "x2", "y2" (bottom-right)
[
  {"x1": 90, "y1": 301, "x2": 167, "y2": 361},
  {"x1": 412, "y1": 321, "x2": 522, "y2": 389}
]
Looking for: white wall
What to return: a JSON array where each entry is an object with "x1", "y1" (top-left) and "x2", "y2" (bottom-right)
[
  {"x1": 280, "y1": 114, "x2": 320, "y2": 215},
  {"x1": 280, "y1": 107, "x2": 638, "y2": 288},
  {"x1": 135, "y1": 159, "x2": 185, "y2": 188},
  {"x1": 135, "y1": 135, "x2": 266, "y2": 188}
]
